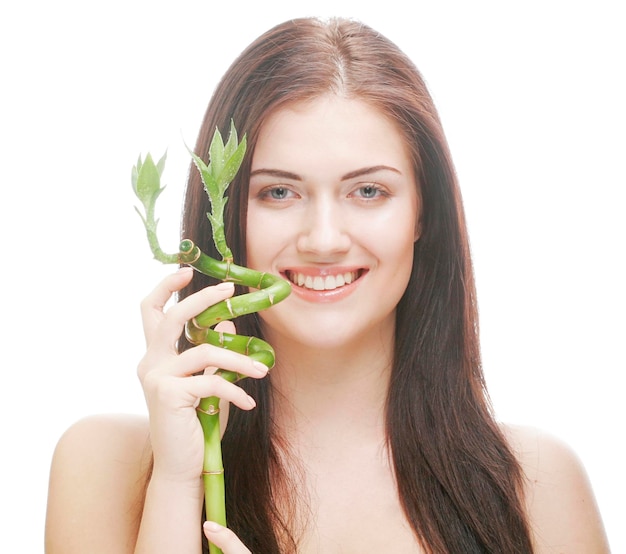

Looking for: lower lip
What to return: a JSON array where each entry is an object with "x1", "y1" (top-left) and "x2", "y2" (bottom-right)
[{"x1": 285, "y1": 276, "x2": 362, "y2": 303}]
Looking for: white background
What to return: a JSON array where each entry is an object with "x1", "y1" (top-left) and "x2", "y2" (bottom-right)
[{"x1": 1, "y1": 0, "x2": 623, "y2": 551}]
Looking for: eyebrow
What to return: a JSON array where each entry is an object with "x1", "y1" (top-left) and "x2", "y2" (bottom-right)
[
  {"x1": 341, "y1": 165, "x2": 402, "y2": 180},
  {"x1": 249, "y1": 168, "x2": 302, "y2": 180},
  {"x1": 249, "y1": 165, "x2": 402, "y2": 181}
]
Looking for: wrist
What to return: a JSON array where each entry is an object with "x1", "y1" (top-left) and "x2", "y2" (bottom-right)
[
  {"x1": 136, "y1": 471, "x2": 204, "y2": 553},
  {"x1": 148, "y1": 468, "x2": 205, "y2": 501}
]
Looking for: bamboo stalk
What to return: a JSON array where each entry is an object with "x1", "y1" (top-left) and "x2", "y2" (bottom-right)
[
  {"x1": 132, "y1": 121, "x2": 290, "y2": 553},
  {"x1": 197, "y1": 395, "x2": 226, "y2": 554}
]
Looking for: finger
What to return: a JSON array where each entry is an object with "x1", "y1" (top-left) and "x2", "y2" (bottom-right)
[
  {"x1": 203, "y1": 522, "x2": 252, "y2": 553},
  {"x1": 154, "y1": 282, "x2": 236, "y2": 350},
  {"x1": 175, "y1": 344, "x2": 269, "y2": 380},
  {"x1": 140, "y1": 267, "x2": 194, "y2": 345},
  {"x1": 138, "y1": 339, "x2": 268, "y2": 385},
  {"x1": 140, "y1": 366, "x2": 258, "y2": 412},
  {"x1": 214, "y1": 320, "x2": 236, "y2": 335},
  {"x1": 188, "y1": 374, "x2": 257, "y2": 411}
]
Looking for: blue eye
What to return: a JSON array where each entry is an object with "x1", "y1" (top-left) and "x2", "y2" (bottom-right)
[
  {"x1": 257, "y1": 185, "x2": 297, "y2": 202},
  {"x1": 353, "y1": 184, "x2": 387, "y2": 200},
  {"x1": 359, "y1": 185, "x2": 378, "y2": 198},
  {"x1": 269, "y1": 187, "x2": 289, "y2": 199}
]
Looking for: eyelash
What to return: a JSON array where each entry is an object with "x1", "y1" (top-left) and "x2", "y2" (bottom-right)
[
  {"x1": 257, "y1": 185, "x2": 297, "y2": 201},
  {"x1": 255, "y1": 183, "x2": 390, "y2": 203},
  {"x1": 351, "y1": 184, "x2": 389, "y2": 200}
]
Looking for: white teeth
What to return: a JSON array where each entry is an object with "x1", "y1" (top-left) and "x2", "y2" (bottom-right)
[{"x1": 288, "y1": 271, "x2": 359, "y2": 291}]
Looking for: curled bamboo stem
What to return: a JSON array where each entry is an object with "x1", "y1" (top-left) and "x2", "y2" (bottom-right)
[{"x1": 132, "y1": 121, "x2": 290, "y2": 553}]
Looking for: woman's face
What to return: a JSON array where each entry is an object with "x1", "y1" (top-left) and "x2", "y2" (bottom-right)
[{"x1": 246, "y1": 95, "x2": 420, "y2": 351}]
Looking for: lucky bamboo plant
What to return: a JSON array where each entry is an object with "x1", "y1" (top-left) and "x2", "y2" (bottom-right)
[{"x1": 132, "y1": 121, "x2": 291, "y2": 554}]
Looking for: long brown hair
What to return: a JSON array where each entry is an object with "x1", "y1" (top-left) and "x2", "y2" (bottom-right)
[{"x1": 180, "y1": 17, "x2": 534, "y2": 553}]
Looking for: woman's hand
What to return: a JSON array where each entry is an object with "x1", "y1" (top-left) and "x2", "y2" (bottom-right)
[
  {"x1": 203, "y1": 522, "x2": 252, "y2": 553},
  {"x1": 137, "y1": 266, "x2": 269, "y2": 483}
]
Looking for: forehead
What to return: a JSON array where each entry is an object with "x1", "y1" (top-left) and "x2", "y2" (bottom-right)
[{"x1": 252, "y1": 95, "x2": 414, "y2": 175}]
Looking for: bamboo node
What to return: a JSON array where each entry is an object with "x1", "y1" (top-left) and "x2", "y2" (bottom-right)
[{"x1": 196, "y1": 405, "x2": 220, "y2": 416}]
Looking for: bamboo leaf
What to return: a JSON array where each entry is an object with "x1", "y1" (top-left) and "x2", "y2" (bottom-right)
[
  {"x1": 209, "y1": 127, "x2": 225, "y2": 178},
  {"x1": 131, "y1": 164, "x2": 139, "y2": 192},
  {"x1": 223, "y1": 120, "x2": 238, "y2": 160},
  {"x1": 156, "y1": 151, "x2": 167, "y2": 176},
  {"x1": 189, "y1": 149, "x2": 219, "y2": 202},
  {"x1": 135, "y1": 153, "x2": 163, "y2": 206},
  {"x1": 133, "y1": 205, "x2": 147, "y2": 227},
  {"x1": 217, "y1": 135, "x2": 247, "y2": 190}
]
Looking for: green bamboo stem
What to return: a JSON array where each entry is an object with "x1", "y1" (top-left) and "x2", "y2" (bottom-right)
[
  {"x1": 132, "y1": 121, "x2": 290, "y2": 553},
  {"x1": 196, "y1": 395, "x2": 226, "y2": 554}
]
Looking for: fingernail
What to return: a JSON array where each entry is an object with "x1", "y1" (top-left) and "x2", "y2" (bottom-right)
[
  {"x1": 204, "y1": 521, "x2": 223, "y2": 533},
  {"x1": 252, "y1": 361, "x2": 269, "y2": 375},
  {"x1": 246, "y1": 395, "x2": 257, "y2": 408},
  {"x1": 215, "y1": 281, "x2": 235, "y2": 291}
]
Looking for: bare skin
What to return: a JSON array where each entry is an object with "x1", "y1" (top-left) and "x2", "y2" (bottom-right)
[
  {"x1": 45, "y1": 401, "x2": 610, "y2": 553},
  {"x1": 505, "y1": 425, "x2": 610, "y2": 553},
  {"x1": 44, "y1": 273, "x2": 610, "y2": 553},
  {"x1": 45, "y1": 97, "x2": 610, "y2": 553}
]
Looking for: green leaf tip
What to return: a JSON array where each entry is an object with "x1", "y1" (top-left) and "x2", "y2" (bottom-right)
[
  {"x1": 189, "y1": 121, "x2": 247, "y2": 261},
  {"x1": 131, "y1": 150, "x2": 178, "y2": 264},
  {"x1": 131, "y1": 120, "x2": 246, "y2": 266},
  {"x1": 132, "y1": 152, "x2": 167, "y2": 212}
]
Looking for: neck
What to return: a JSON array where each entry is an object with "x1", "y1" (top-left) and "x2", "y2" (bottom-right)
[{"x1": 267, "y1": 328, "x2": 394, "y2": 442}]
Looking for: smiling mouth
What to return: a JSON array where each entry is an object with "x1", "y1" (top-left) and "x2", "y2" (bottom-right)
[{"x1": 284, "y1": 270, "x2": 365, "y2": 291}]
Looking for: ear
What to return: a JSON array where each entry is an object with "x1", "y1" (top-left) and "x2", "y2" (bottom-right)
[{"x1": 414, "y1": 215, "x2": 422, "y2": 242}]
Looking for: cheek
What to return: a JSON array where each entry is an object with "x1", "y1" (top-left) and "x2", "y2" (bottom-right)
[
  {"x1": 245, "y1": 230, "x2": 263, "y2": 270},
  {"x1": 387, "y1": 239, "x2": 415, "y2": 284},
  {"x1": 371, "y1": 208, "x2": 417, "y2": 257},
  {"x1": 245, "y1": 211, "x2": 283, "y2": 270},
  {"x1": 245, "y1": 212, "x2": 259, "y2": 267},
  {"x1": 373, "y1": 213, "x2": 417, "y2": 286}
]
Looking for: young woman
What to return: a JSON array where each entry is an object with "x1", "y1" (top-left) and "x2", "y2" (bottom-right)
[{"x1": 45, "y1": 17, "x2": 609, "y2": 553}]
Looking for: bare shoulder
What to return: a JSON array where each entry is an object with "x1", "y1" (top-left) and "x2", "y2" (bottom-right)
[
  {"x1": 45, "y1": 414, "x2": 152, "y2": 553},
  {"x1": 47, "y1": 413, "x2": 152, "y2": 482},
  {"x1": 501, "y1": 424, "x2": 610, "y2": 553}
]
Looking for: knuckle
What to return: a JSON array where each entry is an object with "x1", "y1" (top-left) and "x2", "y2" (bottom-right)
[
  {"x1": 136, "y1": 356, "x2": 151, "y2": 380},
  {"x1": 196, "y1": 342, "x2": 213, "y2": 355},
  {"x1": 204, "y1": 373, "x2": 224, "y2": 388},
  {"x1": 142, "y1": 371, "x2": 172, "y2": 402},
  {"x1": 138, "y1": 363, "x2": 156, "y2": 388},
  {"x1": 161, "y1": 302, "x2": 185, "y2": 326},
  {"x1": 139, "y1": 295, "x2": 151, "y2": 311},
  {"x1": 196, "y1": 342, "x2": 224, "y2": 365}
]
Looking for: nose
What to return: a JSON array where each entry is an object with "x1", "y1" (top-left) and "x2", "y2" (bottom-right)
[{"x1": 296, "y1": 197, "x2": 351, "y2": 257}]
